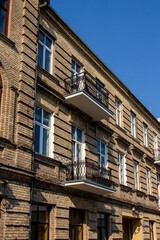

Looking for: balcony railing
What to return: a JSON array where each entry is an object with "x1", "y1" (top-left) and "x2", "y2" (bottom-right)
[
  {"x1": 65, "y1": 72, "x2": 109, "y2": 109},
  {"x1": 66, "y1": 158, "x2": 113, "y2": 188}
]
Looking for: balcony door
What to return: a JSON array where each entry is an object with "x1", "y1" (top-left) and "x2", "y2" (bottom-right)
[
  {"x1": 69, "y1": 209, "x2": 84, "y2": 240},
  {"x1": 71, "y1": 126, "x2": 85, "y2": 179}
]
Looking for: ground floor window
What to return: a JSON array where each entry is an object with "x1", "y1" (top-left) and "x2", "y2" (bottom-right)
[
  {"x1": 97, "y1": 213, "x2": 109, "y2": 240},
  {"x1": 69, "y1": 208, "x2": 84, "y2": 240},
  {"x1": 31, "y1": 204, "x2": 49, "y2": 240},
  {"x1": 149, "y1": 221, "x2": 155, "y2": 240}
]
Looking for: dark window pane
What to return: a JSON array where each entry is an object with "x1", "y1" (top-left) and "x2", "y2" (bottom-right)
[
  {"x1": 42, "y1": 128, "x2": 49, "y2": 156},
  {"x1": 35, "y1": 107, "x2": 42, "y2": 123},
  {"x1": 46, "y1": 37, "x2": 52, "y2": 49},
  {"x1": 71, "y1": 127, "x2": 75, "y2": 140},
  {"x1": 76, "y1": 64, "x2": 80, "y2": 73},
  {"x1": 77, "y1": 128, "x2": 82, "y2": 142},
  {"x1": 34, "y1": 124, "x2": 40, "y2": 153},
  {"x1": 39, "y1": 31, "x2": 45, "y2": 43},
  {"x1": 97, "y1": 140, "x2": 100, "y2": 153},
  {"x1": 43, "y1": 111, "x2": 50, "y2": 126},
  {"x1": 38, "y1": 224, "x2": 48, "y2": 240},
  {"x1": 38, "y1": 43, "x2": 44, "y2": 68},
  {"x1": 38, "y1": 206, "x2": 48, "y2": 223},
  {"x1": 101, "y1": 142, "x2": 105, "y2": 155},
  {"x1": 0, "y1": 8, "x2": 5, "y2": 34},
  {"x1": 31, "y1": 223, "x2": 36, "y2": 240},
  {"x1": 45, "y1": 50, "x2": 51, "y2": 72},
  {"x1": 71, "y1": 60, "x2": 75, "y2": 70}
]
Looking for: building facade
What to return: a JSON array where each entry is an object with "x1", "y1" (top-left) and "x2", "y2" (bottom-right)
[{"x1": 0, "y1": 0, "x2": 160, "y2": 239}]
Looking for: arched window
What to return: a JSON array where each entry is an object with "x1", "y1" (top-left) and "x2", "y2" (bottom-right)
[{"x1": 0, "y1": 74, "x2": 2, "y2": 117}]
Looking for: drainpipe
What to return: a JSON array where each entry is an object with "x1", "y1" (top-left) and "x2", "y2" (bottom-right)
[{"x1": 28, "y1": 1, "x2": 50, "y2": 240}]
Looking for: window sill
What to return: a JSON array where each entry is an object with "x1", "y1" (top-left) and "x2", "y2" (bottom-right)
[
  {"x1": 120, "y1": 184, "x2": 132, "y2": 192},
  {"x1": 116, "y1": 124, "x2": 126, "y2": 134},
  {"x1": 37, "y1": 65, "x2": 59, "y2": 84},
  {"x1": 131, "y1": 136, "x2": 140, "y2": 144},
  {"x1": 148, "y1": 194, "x2": 157, "y2": 201},
  {"x1": 0, "y1": 32, "x2": 15, "y2": 48},
  {"x1": 34, "y1": 152, "x2": 66, "y2": 167},
  {"x1": 136, "y1": 189, "x2": 146, "y2": 197}
]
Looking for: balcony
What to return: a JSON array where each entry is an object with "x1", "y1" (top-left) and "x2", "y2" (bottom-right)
[
  {"x1": 65, "y1": 72, "x2": 113, "y2": 121},
  {"x1": 65, "y1": 159, "x2": 115, "y2": 195},
  {"x1": 154, "y1": 149, "x2": 160, "y2": 164}
]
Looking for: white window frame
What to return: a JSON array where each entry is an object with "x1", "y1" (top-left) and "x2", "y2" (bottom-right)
[
  {"x1": 146, "y1": 168, "x2": 151, "y2": 195},
  {"x1": 38, "y1": 29, "x2": 53, "y2": 74},
  {"x1": 34, "y1": 107, "x2": 53, "y2": 158},
  {"x1": 115, "y1": 100, "x2": 121, "y2": 127},
  {"x1": 157, "y1": 174, "x2": 160, "y2": 208},
  {"x1": 71, "y1": 60, "x2": 83, "y2": 91},
  {"x1": 97, "y1": 140, "x2": 108, "y2": 168},
  {"x1": 153, "y1": 132, "x2": 158, "y2": 160},
  {"x1": 133, "y1": 161, "x2": 139, "y2": 190},
  {"x1": 118, "y1": 152, "x2": 126, "y2": 185},
  {"x1": 131, "y1": 112, "x2": 136, "y2": 138},
  {"x1": 71, "y1": 126, "x2": 85, "y2": 162},
  {"x1": 143, "y1": 123, "x2": 148, "y2": 147}
]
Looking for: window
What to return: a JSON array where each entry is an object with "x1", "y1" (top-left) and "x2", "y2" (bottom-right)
[
  {"x1": 157, "y1": 174, "x2": 160, "y2": 208},
  {"x1": 96, "y1": 79, "x2": 104, "y2": 101},
  {"x1": 0, "y1": 75, "x2": 2, "y2": 117},
  {"x1": 69, "y1": 208, "x2": 84, "y2": 240},
  {"x1": 34, "y1": 107, "x2": 52, "y2": 157},
  {"x1": 31, "y1": 204, "x2": 49, "y2": 240},
  {"x1": 0, "y1": 0, "x2": 10, "y2": 35},
  {"x1": 115, "y1": 100, "x2": 121, "y2": 126},
  {"x1": 97, "y1": 140, "x2": 108, "y2": 168},
  {"x1": 38, "y1": 30, "x2": 53, "y2": 73},
  {"x1": 71, "y1": 126, "x2": 84, "y2": 162},
  {"x1": 153, "y1": 132, "x2": 158, "y2": 160},
  {"x1": 146, "y1": 168, "x2": 151, "y2": 195},
  {"x1": 118, "y1": 152, "x2": 126, "y2": 185},
  {"x1": 143, "y1": 123, "x2": 148, "y2": 147},
  {"x1": 131, "y1": 112, "x2": 136, "y2": 137},
  {"x1": 133, "y1": 161, "x2": 139, "y2": 190},
  {"x1": 71, "y1": 60, "x2": 81, "y2": 91},
  {"x1": 97, "y1": 213, "x2": 109, "y2": 240}
]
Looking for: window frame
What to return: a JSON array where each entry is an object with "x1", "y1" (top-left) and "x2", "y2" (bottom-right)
[
  {"x1": 133, "y1": 161, "x2": 139, "y2": 190},
  {"x1": 0, "y1": 0, "x2": 10, "y2": 36},
  {"x1": 71, "y1": 126, "x2": 85, "y2": 163},
  {"x1": 34, "y1": 106, "x2": 53, "y2": 158},
  {"x1": 143, "y1": 123, "x2": 148, "y2": 147},
  {"x1": 31, "y1": 204, "x2": 50, "y2": 240},
  {"x1": 97, "y1": 140, "x2": 108, "y2": 168},
  {"x1": 115, "y1": 100, "x2": 121, "y2": 127},
  {"x1": 157, "y1": 174, "x2": 160, "y2": 208},
  {"x1": 131, "y1": 112, "x2": 136, "y2": 138},
  {"x1": 153, "y1": 132, "x2": 158, "y2": 159},
  {"x1": 0, "y1": 75, "x2": 2, "y2": 118},
  {"x1": 146, "y1": 168, "x2": 151, "y2": 195},
  {"x1": 118, "y1": 152, "x2": 126, "y2": 185},
  {"x1": 37, "y1": 29, "x2": 54, "y2": 74},
  {"x1": 97, "y1": 213, "x2": 109, "y2": 240}
]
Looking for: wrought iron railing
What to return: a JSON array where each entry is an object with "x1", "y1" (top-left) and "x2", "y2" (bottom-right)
[
  {"x1": 65, "y1": 72, "x2": 109, "y2": 108},
  {"x1": 66, "y1": 158, "x2": 112, "y2": 187}
]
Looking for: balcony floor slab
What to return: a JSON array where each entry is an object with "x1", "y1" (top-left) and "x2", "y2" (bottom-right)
[
  {"x1": 64, "y1": 179, "x2": 116, "y2": 195},
  {"x1": 65, "y1": 90, "x2": 113, "y2": 121}
]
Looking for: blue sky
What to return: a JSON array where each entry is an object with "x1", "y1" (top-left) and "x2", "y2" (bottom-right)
[{"x1": 50, "y1": 0, "x2": 160, "y2": 119}]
